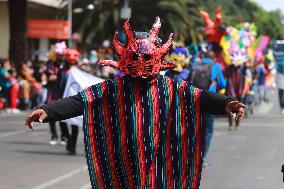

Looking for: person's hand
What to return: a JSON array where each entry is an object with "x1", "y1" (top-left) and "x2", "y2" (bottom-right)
[
  {"x1": 225, "y1": 101, "x2": 246, "y2": 120},
  {"x1": 25, "y1": 109, "x2": 47, "y2": 130},
  {"x1": 49, "y1": 75, "x2": 57, "y2": 81}
]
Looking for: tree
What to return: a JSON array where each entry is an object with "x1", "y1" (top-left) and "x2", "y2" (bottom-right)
[
  {"x1": 60, "y1": 0, "x2": 284, "y2": 47},
  {"x1": 200, "y1": 0, "x2": 284, "y2": 39},
  {"x1": 60, "y1": 0, "x2": 201, "y2": 46},
  {"x1": 130, "y1": 0, "x2": 201, "y2": 43},
  {"x1": 8, "y1": 0, "x2": 28, "y2": 71}
]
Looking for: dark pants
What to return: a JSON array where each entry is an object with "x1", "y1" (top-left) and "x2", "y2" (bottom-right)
[
  {"x1": 31, "y1": 94, "x2": 40, "y2": 109},
  {"x1": 1, "y1": 87, "x2": 10, "y2": 108},
  {"x1": 279, "y1": 89, "x2": 284, "y2": 108},
  {"x1": 202, "y1": 113, "x2": 215, "y2": 159},
  {"x1": 59, "y1": 122, "x2": 79, "y2": 153},
  {"x1": 49, "y1": 122, "x2": 69, "y2": 141}
]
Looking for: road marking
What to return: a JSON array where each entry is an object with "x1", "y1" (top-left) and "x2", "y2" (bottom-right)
[
  {"x1": 31, "y1": 166, "x2": 88, "y2": 189},
  {"x1": 255, "y1": 176, "x2": 265, "y2": 180},
  {"x1": 0, "y1": 130, "x2": 25, "y2": 139},
  {"x1": 0, "y1": 127, "x2": 47, "y2": 139},
  {"x1": 0, "y1": 112, "x2": 27, "y2": 117},
  {"x1": 216, "y1": 122, "x2": 284, "y2": 127},
  {"x1": 80, "y1": 183, "x2": 91, "y2": 189},
  {"x1": 256, "y1": 102, "x2": 274, "y2": 114}
]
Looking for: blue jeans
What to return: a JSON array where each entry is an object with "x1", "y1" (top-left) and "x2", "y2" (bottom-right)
[{"x1": 202, "y1": 113, "x2": 215, "y2": 159}]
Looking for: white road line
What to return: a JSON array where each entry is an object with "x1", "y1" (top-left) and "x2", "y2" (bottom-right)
[
  {"x1": 80, "y1": 183, "x2": 91, "y2": 189},
  {"x1": 0, "y1": 130, "x2": 25, "y2": 139},
  {"x1": 0, "y1": 112, "x2": 27, "y2": 117},
  {"x1": 256, "y1": 103, "x2": 274, "y2": 114},
  {"x1": 31, "y1": 166, "x2": 88, "y2": 189},
  {"x1": 216, "y1": 122, "x2": 283, "y2": 127},
  {"x1": 0, "y1": 127, "x2": 47, "y2": 139}
]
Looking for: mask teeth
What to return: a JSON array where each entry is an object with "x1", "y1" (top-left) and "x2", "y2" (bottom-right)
[{"x1": 143, "y1": 65, "x2": 153, "y2": 73}]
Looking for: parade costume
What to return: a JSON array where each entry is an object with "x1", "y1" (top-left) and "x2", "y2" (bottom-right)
[
  {"x1": 164, "y1": 46, "x2": 190, "y2": 81},
  {"x1": 46, "y1": 42, "x2": 69, "y2": 145},
  {"x1": 59, "y1": 48, "x2": 81, "y2": 155},
  {"x1": 200, "y1": 7, "x2": 226, "y2": 68},
  {"x1": 200, "y1": 7, "x2": 226, "y2": 44},
  {"x1": 40, "y1": 17, "x2": 235, "y2": 188}
]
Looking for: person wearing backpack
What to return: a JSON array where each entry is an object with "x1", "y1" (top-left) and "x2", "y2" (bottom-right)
[{"x1": 188, "y1": 50, "x2": 227, "y2": 167}]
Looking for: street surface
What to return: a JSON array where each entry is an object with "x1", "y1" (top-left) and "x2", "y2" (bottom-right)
[{"x1": 0, "y1": 90, "x2": 283, "y2": 189}]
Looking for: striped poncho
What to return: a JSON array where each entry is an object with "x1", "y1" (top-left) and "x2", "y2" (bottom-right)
[{"x1": 80, "y1": 74, "x2": 204, "y2": 189}]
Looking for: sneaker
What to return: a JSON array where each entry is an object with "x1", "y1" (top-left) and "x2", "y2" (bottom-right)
[
  {"x1": 203, "y1": 160, "x2": 211, "y2": 168},
  {"x1": 60, "y1": 137, "x2": 68, "y2": 146},
  {"x1": 50, "y1": 136, "x2": 58, "y2": 146},
  {"x1": 60, "y1": 140, "x2": 67, "y2": 146},
  {"x1": 5, "y1": 108, "x2": 12, "y2": 113},
  {"x1": 50, "y1": 140, "x2": 57, "y2": 146},
  {"x1": 11, "y1": 109, "x2": 20, "y2": 113},
  {"x1": 281, "y1": 109, "x2": 284, "y2": 115}
]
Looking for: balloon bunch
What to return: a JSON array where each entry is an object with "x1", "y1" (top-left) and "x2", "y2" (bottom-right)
[
  {"x1": 220, "y1": 22, "x2": 269, "y2": 66},
  {"x1": 200, "y1": 7, "x2": 270, "y2": 67}
]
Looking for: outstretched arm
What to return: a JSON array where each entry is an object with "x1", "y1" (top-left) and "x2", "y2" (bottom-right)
[
  {"x1": 201, "y1": 90, "x2": 245, "y2": 119},
  {"x1": 25, "y1": 93, "x2": 83, "y2": 130}
]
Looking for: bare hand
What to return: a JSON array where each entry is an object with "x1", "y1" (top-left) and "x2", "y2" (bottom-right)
[
  {"x1": 25, "y1": 109, "x2": 47, "y2": 130},
  {"x1": 225, "y1": 101, "x2": 246, "y2": 121},
  {"x1": 49, "y1": 75, "x2": 57, "y2": 81}
]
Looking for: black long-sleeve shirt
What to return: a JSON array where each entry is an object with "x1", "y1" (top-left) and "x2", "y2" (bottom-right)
[{"x1": 41, "y1": 89, "x2": 233, "y2": 123}]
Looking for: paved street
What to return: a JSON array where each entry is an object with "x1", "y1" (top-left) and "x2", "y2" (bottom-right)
[
  {"x1": 0, "y1": 91, "x2": 284, "y2": 189},
  {"x1": 201, "y1": 90, "x2": 284, "y2": 189}
]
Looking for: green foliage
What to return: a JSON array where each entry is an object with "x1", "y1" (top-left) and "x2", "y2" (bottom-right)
[
  {"x1": 200, "y1": 0, "x2": 284, "y2": 40},
  {"x1": 61, "y1": 0, "x2": 284, "y2": 46}
]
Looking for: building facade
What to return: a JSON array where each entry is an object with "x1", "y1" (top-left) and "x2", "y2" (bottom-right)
[{"x1": 0, "y1": 0, "x2": 61, "y2": 59}]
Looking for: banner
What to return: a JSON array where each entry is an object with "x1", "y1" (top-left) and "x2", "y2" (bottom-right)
[
  {"x1": 27, "y1": 19, "x2": 70, "y2": 39},
  {"x1": 62, "y1": 67, "x2": 104, "y2": 126}
]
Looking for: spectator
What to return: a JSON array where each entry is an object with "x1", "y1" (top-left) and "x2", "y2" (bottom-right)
[
  {"x1": 0, "y1": 59, "x2": 12, "y2": 111},
  {"x1": 189, "y1": 51, "x2": 227, "y2": 167}
]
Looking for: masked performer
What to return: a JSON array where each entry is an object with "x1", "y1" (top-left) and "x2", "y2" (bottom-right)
[
  {"x1": 164, "y1": 45, "x2": 190, "y2": 81},
  {"x1": 225, "y1": 51, "x2": 246, "y2": 130},
  {"x1": 46, "y1": 42, "x2": 69, "y2": 145},
  {"x1": 58, "y1": 48, "x2": 81, "y2": 155},
  {"x1": 26, "y1": 17, "x2": 245, "y2": 189}
]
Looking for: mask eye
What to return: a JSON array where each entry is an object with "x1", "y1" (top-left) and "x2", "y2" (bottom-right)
[
  {"x1": 143, "y1": 54, "x2": 151, "y2": 61},
  {"x1": 132, "y1": 53, "x2": 138, "y2": 61}
]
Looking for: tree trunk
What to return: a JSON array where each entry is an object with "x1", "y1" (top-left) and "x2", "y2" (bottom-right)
[{"x1": 8, "y1": 0, "x2": 28, "y2": 71}]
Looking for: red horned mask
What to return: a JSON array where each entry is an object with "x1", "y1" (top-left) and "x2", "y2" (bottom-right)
[
  {"x1": 98, "y1": 17, "x2": 176, "y2": 78},
  {"x1": 65, "y1": 48, "x2": 80, "y2": 65}
]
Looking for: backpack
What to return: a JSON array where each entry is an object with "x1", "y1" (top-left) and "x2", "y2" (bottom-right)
[{"x1": 188, "y1": 63, "x2": 213, "y2": 90}]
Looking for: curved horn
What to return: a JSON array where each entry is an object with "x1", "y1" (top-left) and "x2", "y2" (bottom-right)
[
  {"x1": 159, "y1": 33, "x2": 173, "y2": 56},
  {"x1": 112, "y1": 31, "x2": 124, "y2": 56},
  {"x1": 123, "y1": 19, "x2": 135, "y2": 45},
  {"x1": 149, "y1": 17, "x2": 161, "y2": 42}
]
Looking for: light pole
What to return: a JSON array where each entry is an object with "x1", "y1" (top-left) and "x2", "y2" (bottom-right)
[
  {"x1": 120, "y1": 0, "x2": 131, "y2": 20},
  {"x1": 68, "y1": 0, "x2": 72, "y2": 47}
]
